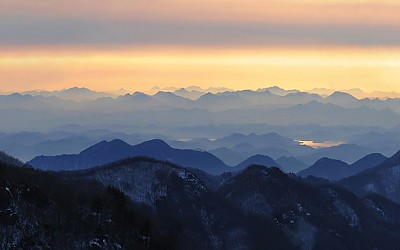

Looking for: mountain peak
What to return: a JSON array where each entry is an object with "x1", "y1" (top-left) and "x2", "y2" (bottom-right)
[
  {"x1": 313, "y1": 157, "x2": 348, "y2": 165},
  {"x1": 268, "y1": 86, "x2": 285, "y2": 91},
  {"x1": 138, "y1": 139, "x2": 172, "y2": 150},
  {"x1": 63, "y1": 87, "x2": 93, "y2": 93},
  {"x1": 298, "y1": 157, "x2": 350, "y2": 180},
  {"x1": 10, "y1": 93, "x2": 25, "y2": 98},
  {"x1": 240, "y1": 164, "x2": 286, "y2": 180},
  {"x1": 132, "y1": 91, "x2": 148, "y2": 97},
  {"x1": 350, "y1": 153, "x2": 387, "y2": 173},
  {"x1": 236, "y1": 154, "x2": 280, "y2": 170},
  {"x1": 108, "y1": 138, "x2": 130, "y2": 146},
  {"x1": 329, "y1": 91, "x2": 355, "y2": 98},
  {"x1": 80, "y1": 139, "x2": 131, "y2": 156}
]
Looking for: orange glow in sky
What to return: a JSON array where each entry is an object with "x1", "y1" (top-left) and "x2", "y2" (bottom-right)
[
  {"x1": 1, "y1": 47, "x2": 400, "y2": 93},
  {"x1": 1, "y1": 0, "x2": 400, "y2": 93}
]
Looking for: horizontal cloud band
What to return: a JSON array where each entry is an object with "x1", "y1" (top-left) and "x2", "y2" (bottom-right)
[{"x1": 1, "y1": 17, "x2": 400, "y2": 47}]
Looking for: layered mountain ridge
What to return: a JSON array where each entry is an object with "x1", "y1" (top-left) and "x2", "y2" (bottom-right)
[{"x1": 4, "y1": 151, "x2": 400, "y2": 249}]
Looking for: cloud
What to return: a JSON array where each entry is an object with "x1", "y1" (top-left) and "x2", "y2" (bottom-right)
[
  {"x1": 1, "y1": 0, "x2": 400, "y2": 48},
  {"x1": 1, "y1": 16, "x2": 400, "y2": 48}
]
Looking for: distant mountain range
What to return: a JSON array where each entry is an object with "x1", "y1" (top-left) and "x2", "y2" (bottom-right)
[
  {"x1": 29, "y1": 139, "x2": 231, "y2": 175},
  {"x1": 298, "y1": 153, "x2": 387, "y2": 180},
  {"x1": 6, "y1": 86, "x2": 400, "y2": 111},
  {"x1": 28, "y1": 138, "x2": 392, "y2": 181},
  {"x1": 297, "y1": 144, "x2": 379, "y2": 165},
  {"x1": 21, "y1": 87, "x2": 118, "y2": 101},
  {"x1": 191, "y1": 132, "x2": 314, "y2": 165},
  {"x1": 2, "y1": 87, "x2": 400, "y2": 133},
  {"x1": 29, "y1": 139, "x2": 284, "y2": 175},
  {"x1": 2, "y1": 129, "x2": 395, "y2": 165},
  {"x1": 2, "y1": 85, "x2": 400, "y2": 170}
]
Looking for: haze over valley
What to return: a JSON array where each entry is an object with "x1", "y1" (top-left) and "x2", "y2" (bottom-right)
[{"x1": 2, "y1": 86, "x2": 400, "y2": 165}]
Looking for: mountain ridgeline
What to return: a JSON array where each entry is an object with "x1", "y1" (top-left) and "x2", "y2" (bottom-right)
[
  {"x1": 3, "y1": 87, "x2": 400, "y2": 137},
  {"x1": 340, "y1": 150, "x2": 400, "y2": 204},
  {"x1": 3, "y1": 151, "x2": 400, "y2": 249},
  {"x1": 298, "y1": 153, "x2": 387, "y2": 180},
  {"x1": 29, "y1": 139, "x2": 230, "y2": 175},
  {"x1": 0, "y1": 151, "x2": 27, "y2": 167},
  {"x1": 28, "y1": 139, "x2": 282, "y2": 175}
]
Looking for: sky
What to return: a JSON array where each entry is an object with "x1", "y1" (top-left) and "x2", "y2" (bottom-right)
[{"x1": 1, "y1": 0, "x2": 400, "y2": 93}]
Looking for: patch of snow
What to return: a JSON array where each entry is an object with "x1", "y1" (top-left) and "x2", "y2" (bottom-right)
[
  {"x1": 297, "y1": 203, "x2": 304, "y2": 213},
  {"x1": 364, "y1": 199, "x2": 387, "y2": 222},
  {"x1": 237, "y1": 193, "x2": 272, "y2": 216},
  {"x1": 380, "y1": 165, "x2": 400, "y2": 194},
  {"x1": 333, "y1": 200, "x2": 360, "y2": 228},
  {"x1": 364, "y1": 183, "x2": 377, "y2": 193},
  {"x1": 199, "y1": 209, "x2": 222, "y2": 249},
  {"x1": 285, "y1": 218, "x2": 317, "y2": 250},
  {"x1": 5, "y1": 187, "x2": 13, "y2": 198},
  {"x1": 88, "y1": 239, "x2": 101, "y2": 248}
]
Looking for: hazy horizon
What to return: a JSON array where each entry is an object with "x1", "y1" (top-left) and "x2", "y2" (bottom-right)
[
  {"x1": 3, "y1": 84, "x2": 400, "y2": 100},
  {"x1": 2, "y1": 0, "x2": 400, "y2": 93}
]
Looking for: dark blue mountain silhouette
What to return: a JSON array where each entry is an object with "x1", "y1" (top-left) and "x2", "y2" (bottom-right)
[
  {"x1": 298, "y1": 153, "x2": 387, "y2": 180},
  {"x1": 350, "y1": 153, "x2": 387, "y2": 173},
  {"x1": 298, "y1": 143, "x2": 375, "y2": 165},
  {"x1": 298, "y1": 158, "x2": 350, "y2": 180},
  {"x1": 28, "y1": 139, "x2": 232, "y2": 174},
  {"x1": 235, "y1": 154, "x2": 281, "y2": 170}
]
